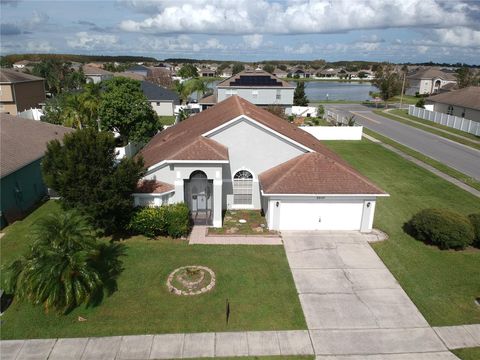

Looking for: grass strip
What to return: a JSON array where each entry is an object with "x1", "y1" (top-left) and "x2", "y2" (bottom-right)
[
  {"x1": 373, "y1": 110, "x2": 480, "y2": 151},
  {"x1": 362, "y1": 128, "x2": 480, "y2": 192}
]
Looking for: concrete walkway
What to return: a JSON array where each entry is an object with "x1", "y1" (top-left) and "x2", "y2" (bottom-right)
[
  {"x1": 0, "y1": 330, "x2": 314, "y2": 360},
  {"x1": 282, "y1": 231, "x2": 478, "y2": 359},
  {"x1": 188, "y1": 225, "x2": 282, "y2": 245}
]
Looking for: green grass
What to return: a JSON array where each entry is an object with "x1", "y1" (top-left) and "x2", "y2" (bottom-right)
[
  {"x1": 373, "y1": 110, "x2": 480, "y2": 151},
  {"x1": 158, "y1": 115, "x2": 176, "y2": 126},
  {"x1": 453, "y1": 347, "x2": 480, "y2": 360},
  {"x1": 390, "y1": 109, "x2": 480, "y2": 142},
  {"x1": 324, "y1": 139, "x2": 480, "y2": 326},
  {"x1": 208, "y1": 210, "x2": 276, "y2": 235},
  {"x1": 387, "y1": 95, "x2": 418, "y2": 105},
  {"x1": 362, "y1": 128, "x2": 480, "y2": 192},
  {"x1": 0, "y1": 202, "x2": 305, "y2": 339}
]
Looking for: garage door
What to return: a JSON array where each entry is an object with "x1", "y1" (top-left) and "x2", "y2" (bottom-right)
[{"x1": 279, "y1": 200, "x2": 364, "y2": 230}]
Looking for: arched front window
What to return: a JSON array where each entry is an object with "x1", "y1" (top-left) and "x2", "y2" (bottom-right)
[{"x1": 233, "y1": 170, "x2": 253, "y2": 205}]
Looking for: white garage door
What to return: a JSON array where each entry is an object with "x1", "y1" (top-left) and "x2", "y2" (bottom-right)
[{"x1": 279, "y1": 200, "x2": 364, "y2": 231}]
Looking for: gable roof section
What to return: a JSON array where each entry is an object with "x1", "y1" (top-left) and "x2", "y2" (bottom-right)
[
  {"x1": 259, "y1": 152, "x2": 386, "y2": 195},
  {"x1": 427, "y1": 86, "x2": 480, "y2": 111},
  {"x1": 0, "y1": 114, "x2": 74, "y2": 178},
  {"x1": 139, "y1": 95, "x2": 348, "y2": 169},
  {"x1": 82, "y1": 65, "x2": 113, "y2": 76},
  {"x1": 217, "y1": 70, "x2": 293, "y2": 88},
  {"x1": 0, "y1": 69, "x2": 44, "y2": 83},
  {"x1": 141, "y1": 81, "x2": 180, "y2": 103},
  {"x1": 135, "y1": 180, "x2": 174, "y2": 194},
  {"x1": 407, "y1": 68, "x2": 456, "y2": 81}
]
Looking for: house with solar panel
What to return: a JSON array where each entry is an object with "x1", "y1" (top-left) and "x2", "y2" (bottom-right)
[{"x1": 199, "y1": 70, "x2": 295, "y2": 111}]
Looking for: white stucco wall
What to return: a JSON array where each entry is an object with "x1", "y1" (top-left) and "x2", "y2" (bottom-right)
[
  {"x1": 217, "y1": 87, "x2": 294, "y2": 106},
  {"x1": 433, "y1": 103, "x2": 480, "y2": 122},
  {"x1": 151, "y1": 101, "x2": 175, "y2": 116},
  {"x1": 209, "y1": 117, "x2": 307, "y2": 209}
]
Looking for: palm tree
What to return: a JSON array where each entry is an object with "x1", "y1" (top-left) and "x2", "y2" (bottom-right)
[{"x1": 4, "y1": 211, "x2": 116, "y2": 313}]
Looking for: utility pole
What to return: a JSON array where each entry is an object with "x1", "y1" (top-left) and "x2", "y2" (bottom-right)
[{"x1": 399, "y1": 72, "x2": 406, "y2": 109}]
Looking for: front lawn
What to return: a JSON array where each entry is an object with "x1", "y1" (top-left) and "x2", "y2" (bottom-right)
[
  {"x1": 453, "y1": 347, "x2": 480, "y2": 360},
  {"x1": 325, "y1": 140, "x2": 480, "y2": 326},
  {"x1": 208, "y1": 210, "x2": 277, "y2": 236},
  {"x1": 0, "y1": 202, "x2": 305, "y2": 339}
]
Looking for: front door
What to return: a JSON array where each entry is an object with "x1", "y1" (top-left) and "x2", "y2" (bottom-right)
[{"x1": 185, "y1": 171, "x2": 213, "y2": 226}]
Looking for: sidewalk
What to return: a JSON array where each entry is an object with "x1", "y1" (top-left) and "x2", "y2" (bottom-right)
[
  {"x1": 188, "y1": 225, "x2": 283, "y2": 245},
  {"x1": 1, "y1": 330, "x2": 313, "y2": 360}
]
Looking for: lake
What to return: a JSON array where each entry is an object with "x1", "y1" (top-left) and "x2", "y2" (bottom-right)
[{"x1": 292, "y1": 81, "x2": 377, "y2": 102}]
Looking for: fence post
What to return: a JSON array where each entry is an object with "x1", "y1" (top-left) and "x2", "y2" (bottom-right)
[{"x1": 467, "y1": 119, "x2": 472, "y2": 133}]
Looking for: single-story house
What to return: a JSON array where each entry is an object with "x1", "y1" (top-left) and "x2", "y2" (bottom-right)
[
  {"x1": 287, "y1": 68, "x2": 312, "y2": 78},
  {"x1": 199, "y1": 69, "x2": 216, "y2": 77},
  {"x1": 83, "y1": 65, "x2": 113, "y2": 84},
  {"x1": 0, "y1": 114, "x2": 73, "y2": 228},
  {"x1": 134, "y1": 95, "x2": 387, "y2": 231},
  {"x1": 141, "y1": 81, "x2": 180, "y2": 116},
  {"x1": 127, "y1": 64, "x2": 150, "y2": 77},
  {"x1": 272, "y1": 68, "x2": 288, "y2": 78},
  {"x1": 0, "y1": 69, "x2": 46, "y2": 115},
  {"x1": 426, "y1": 86, "x2": 480, "y2": 122}
]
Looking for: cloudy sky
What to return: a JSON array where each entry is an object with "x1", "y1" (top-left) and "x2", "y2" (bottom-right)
[{"x1": 1, "y1": 0, "x2": 479, "y2": 63}]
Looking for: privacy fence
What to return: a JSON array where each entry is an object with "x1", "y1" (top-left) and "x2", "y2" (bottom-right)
[{"x1": 408, "y1": 105, "x2": 480, "y2": 136}]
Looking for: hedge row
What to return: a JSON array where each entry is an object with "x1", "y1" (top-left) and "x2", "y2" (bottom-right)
[
  {"x1": 128, "y1": 203, "x2": 191, "y2": 238},
  {"x1": 407, "y1": 208, "x2": 480, "y2": 250}
]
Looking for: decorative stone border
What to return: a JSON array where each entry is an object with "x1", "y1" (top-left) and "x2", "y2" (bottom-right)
[{"x1": 167, "y1": 265, "x2": 216, "y2": 296}]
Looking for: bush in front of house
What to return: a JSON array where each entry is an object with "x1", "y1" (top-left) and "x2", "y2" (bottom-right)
[
  {"x1": 128, "y1": 203, "x2": 191, "y2": 238},
  {"x1": 468, "y1": 213, "x2": 480, "y2": 247},
  {"x1": 407, "y1": 208, "x2": 474, "y2": 250}
]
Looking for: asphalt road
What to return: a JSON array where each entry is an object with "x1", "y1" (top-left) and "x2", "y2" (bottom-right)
[{"x1": 325, "y1": 104, "x2": 480, "y2": 181}]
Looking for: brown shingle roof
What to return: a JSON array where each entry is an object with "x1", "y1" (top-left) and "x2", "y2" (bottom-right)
[
  {"x1": 82, "y1": 65, "x2": 113, "y2": 76},
  {"x1": 198, "y1": 93, "x2": 217, "y2": 104},
  {"x1": 407, "y1": 68, "x2": 456, "y2": 81},
  {"x1": 0, "y1": 114, "x2": 74, "y2": 177},
  {"x1": 139, "y1": 95, "x2": 347, "y2": 169},
  {"x1": 427, "y1": 86, "x2": 480, "y2": 111},
  {"x1": 135, "y1": 180, "x2": 174, "y2": 194},
  {"x1": 217, "y1": 69, "x2": 294, "y2": 88},
  {"x1": 259, "y1": 152, "x2": 386, "y2": 195},
  {"x1": 0, "y1": 69, "x2": 44, "y2": 83}
]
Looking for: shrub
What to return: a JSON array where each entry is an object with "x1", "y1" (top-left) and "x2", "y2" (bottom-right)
[
  {"x1": 128, "y1": 203, "x2": 191, "y2": 238},
  {"x1": 407, "y1": 208, "x2": 474, "y2": 250},
  {"x1": 416, "y1": 98, "x2": 425, "y2": 108},
  {"x1": 468, "y1": 213, "x2": 480, "y2": 247}
]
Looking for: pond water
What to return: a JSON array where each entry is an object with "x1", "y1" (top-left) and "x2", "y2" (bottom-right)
[{"x1": 291, "y1": 81, "x2": 377, "y2": 102}]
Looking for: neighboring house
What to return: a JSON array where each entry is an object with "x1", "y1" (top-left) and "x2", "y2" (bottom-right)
[
  {"x1": 199, "y1": 69, "x2": 216, "y2": 77},
  {"x1": 141, "y1": 81, "x2": 180, "y2": 116},
  {"x1": 317, "y1": 68, "x2": 339, "y2": 78},
  {"x1": 214, "y1": 70, "x2": 295, "y2": 108},
  {"x1": 12, "y1": 60, "x2": 30, "y2": 69},
  {"x1": 0, "y1": 114, "x2": 73, "y2": 228},
  {"x1": 406, "y1": 68, "x2": 457, "y2": 96},
  {"x1": 134, "y1": 96, "x2": 387, "y2": 231},
  {"x1": 272, "y1": 68, "x2": 288, "y2": 78},
  {"x1": 220, "y1": 67, "x2": 233, "y2": 78},
  {"x1": 0, "y1": 69, "x2": 46, "y2": 115},
  {"x1": 426, "y1": 86, "x2": 480, "y2": 122},
  {"x1": 83, "y1": 65, "x2": 113, "y2": 84},
  {"x1": 288, "y1": 67, "x2": 312, "y2": 78},
  {"x1": 127, "y1": 64, "x2": 151, "y2": 77}
]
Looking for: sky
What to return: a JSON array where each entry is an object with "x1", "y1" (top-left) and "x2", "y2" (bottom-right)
[{"x1": 1, "y1": 0, "x2": 480, "y2": 64}]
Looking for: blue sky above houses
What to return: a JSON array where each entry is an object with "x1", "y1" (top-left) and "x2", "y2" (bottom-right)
[{"x1": 1, "y1": 0, "x2": 479, "y2": 64}]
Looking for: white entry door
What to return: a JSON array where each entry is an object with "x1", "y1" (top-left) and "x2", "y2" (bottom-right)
[{"x1": 279, "y1": 199, "x2": 364, "y2": 231}]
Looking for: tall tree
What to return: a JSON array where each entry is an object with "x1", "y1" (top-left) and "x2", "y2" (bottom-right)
[
  {"x1": 263, "y1": 63, "x2": 275, "y2": 74},
  {"x1": 455, "y1": 67, "x2": 480, "y2": 88},
  {"x1": 42, "y1": 128, "x2": 145, "y2": 233},
  {"x1": 177, "y1": 64, "x2": 199, "y2": 79},
  {"x1": 31, "y1": 59, "x2": 85, "y2": 94},
  {"x1": 98, "y1": 77, "x2": 160, "y2": 144},
  {"x1": 232, "y1": 63, "x2": 245, "y2": 75},
  {"x1": 372, "y1": 64, "x2": 403, "y2": 107},
  {"x1": 4, "y1": 210, "x2": 125, "y2": 313},
  {"x1": 293, "y1": 81, "x2": 309, "y2": 106}
]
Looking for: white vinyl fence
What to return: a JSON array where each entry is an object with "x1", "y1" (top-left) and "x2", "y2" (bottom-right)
[
  {"x1": 301, "y1": 126, "x2": 363, "y2": 140},
  {"x1": 408, "y1": 105, "x2": 480, "y2": 136}
]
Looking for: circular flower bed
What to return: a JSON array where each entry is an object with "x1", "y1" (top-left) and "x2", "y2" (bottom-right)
[{"x1": 167, "y1": 265, "x2": 216, "y2": 296}]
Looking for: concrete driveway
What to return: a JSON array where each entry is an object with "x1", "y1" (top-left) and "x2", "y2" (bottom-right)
[{"x1": 282, "y1": 231, "x2": 457, "y2": 358}]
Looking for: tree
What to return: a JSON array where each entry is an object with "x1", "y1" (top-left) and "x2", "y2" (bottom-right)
[
  {"x1": 99, "y1": 77, "x2": 160, "y2": 144},
  {"x1": 0, "y1": 56, "x2": 13, "y2": 68},
  {"x1": 278, "y1": 64, "x2": 287, "y2": 71},
  {"x1": 263, "y1": 64, "x2": 275, "y2": 74},
  {"x1": 177, "y1": 64, "x2": 199, "y2": 79},
  {"x1": 4, "y1": 210, "x2": 125, "y2": 313},
  {"x1": 371, "y1": 64, "x2": 403, "y2": 107},
  {"x1": 31, "y1": 60, "x2": 85, "y2": 94},
  {"x1": 455, "y1": 67, "x2": 480, "y2": 88},
  {"x1": 293, "y1": 81, "x2": 309, "y2": 106},
  {"x1": 42, "y1": 128, "x2": 145, "y2": 233},
  {"x1": 232, "y1": 63, "x2": 245, "y2": 75}
]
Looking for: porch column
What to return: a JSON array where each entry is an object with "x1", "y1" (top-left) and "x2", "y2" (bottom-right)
[
  {"x1": 173, "y1": 179, "x2": 184, "y2": 203},
  {"x1": 360, "y1": 199, "x2": 376, "y2": 233},
  {"x1": 213, "y1": 179, "x2": 223, "y2": 227}
]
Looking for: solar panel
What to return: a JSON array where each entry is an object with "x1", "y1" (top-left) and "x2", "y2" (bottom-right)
[{"x1": 231, "y1": 75, "x2": 282, "y2": 87}]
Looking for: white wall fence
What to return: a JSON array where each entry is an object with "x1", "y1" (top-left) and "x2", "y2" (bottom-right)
[
  {"x1": 408, "y1": 105, "x2": 480, "y2": 136},
  {"x1": 115, "y1": 142, "x2": 142, "y2": 160},
  {"x1": 300, "y1": 126, "x2": 363, "y2": 140}
]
